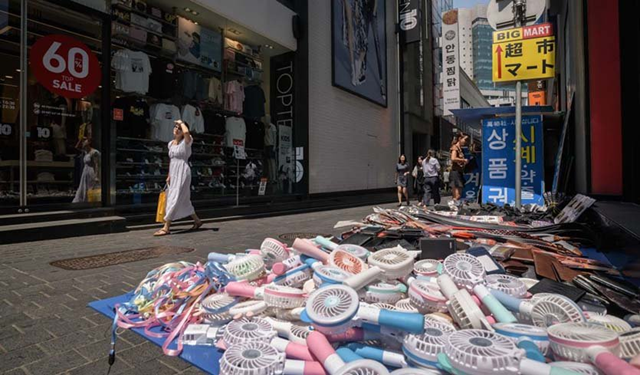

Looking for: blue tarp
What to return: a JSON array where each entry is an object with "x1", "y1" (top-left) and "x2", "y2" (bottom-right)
[{"x1": 450, "y1": 106, "x2": 555, "y2": 122}]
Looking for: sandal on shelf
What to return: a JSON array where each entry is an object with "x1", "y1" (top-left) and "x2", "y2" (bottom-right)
[{"x1": 154, "y1": 229, "x2": 170, "y2": 236}]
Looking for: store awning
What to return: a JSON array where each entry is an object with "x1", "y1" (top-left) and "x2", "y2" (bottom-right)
[{"x1": 450, "y1": 105, "x2": 555, "y2": 122}]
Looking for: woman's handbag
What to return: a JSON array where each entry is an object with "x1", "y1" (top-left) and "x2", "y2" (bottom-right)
[
  {"x1": 87, "y1": 188, "x2": 101, "y2": 203},
  {"x1": 156, "y1": 186, "x2": 167, "y2": 223}
]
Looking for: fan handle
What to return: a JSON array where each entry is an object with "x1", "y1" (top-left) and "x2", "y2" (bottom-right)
[
  {"x1": 208, "y1": 252, "x2": 236, "y2": 264},
  {"x1": 632, "y1": 353, "x2": 640, "y2": 369},
  {"x1": 473, "y1": 284, "x2": 518, "y2": 324},
  {"x1": 272, "y1": 337, "x2": 314, "y2": 361},
  {"x1": 517, "y1": 339, "x2": 546, "y2": 363},
  {"x1": 336, "y1": 347, "x2": 363, "y2": 363},
  {"x1": 358, "y1": 304, "x2": 425, "y2": 334},
  {"x1": 343, "y1": 267, "x2": 383, "y2": 290},
  {"x1": 284, "y1": 360, "x2": 328, "y2": 375},
  {"x1": 437, "y1": 274, "x2": 459, "y2": 300},
  {"x1": 293, "y1": 238, "x2": 329, "y2": 263},
  {"x1": 307, "y1": 331, "x2": 345, "y2": 375},
  {"x1": 489, "y1": 289, "x2": 525, "y2": 313},
  {"x1": 520, "y1": 359, "x2": 581, "y2": 375},
  {"x1": 225, "y1": 282, "x2": 259, "y2": 299},
  {"x1": 587, "y1": 346, "x2": 640, "y2": 375},
  {"x1": 346, "y1": 343, "x2": 406, "y2": 368},
  {"x1": 315, "y1": 236, "x2": 338, "y2": 251},
  {"x1": 273, "y1": 255, "x2": 303, "y2": 276}
]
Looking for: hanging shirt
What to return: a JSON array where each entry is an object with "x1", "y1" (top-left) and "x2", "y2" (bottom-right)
[
  {"x1": 113, "y1": 96, "x2": 150, "y2": 138},
  {"x1": 112, "y1": 49, "x2": 152, "y2": 94},
  {"x1": 208, "y1": 76, "x2": 223, "y2": 105},
  {"x1": 224, "y1": 116, "x2": 246, "y2": 147},
  {"x1": 243, "y1": 85, "x2": 266, "y2": 120},
  {"x1": 224, "y1": 81, "x2": 244, "y2": 114},
  {"x1": 150, "y1": 103, "x2": 181, "y2": 142},
  {"x1": 181, "y1": 104, "x2": 205, "y2": 134},
  {"x1": 148, "y1": 58, "x2": 177, "y2": 99}
]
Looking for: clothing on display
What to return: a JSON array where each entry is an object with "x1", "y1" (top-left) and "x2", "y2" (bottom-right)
[
  {"x1": 181, "y1": 70, "x2": 208, "y2": 101},
  {"x1": 264, "y1": 122, "x2": 277, "y2": 147},
  {"x1": 207, "y1": 77, "x2": 223, "y2": 106},
  {"x1": 245, "y1": 120, "x2": 265, "y2": 150},
  {"x1": 34, "y1": 149, "x2": 53, "y2": 162},
  {"x1": 242, "y1": 85, "x2": 266, "y2": 120},
  {"x1": 181, "y1": 104, "x2": 205, "y2": 134},
  {"x1": 112, "y1": 49, "x2": 152, "y2": 94},
  {"x1": 113, "y1": 96, "x2": 150, "y2": 138},
  {"x1": 150, "y1": 103, "x2": 181, "y2": 142},
  {"x1": 224, "y1": 116, "x2": 246, "y2": 147},
  {"x1": 202, "y1": 109, "x2": 226, "y2": 135},
  {"x1": 224, "y1": 81, "x2": 244, "y2": 114}
]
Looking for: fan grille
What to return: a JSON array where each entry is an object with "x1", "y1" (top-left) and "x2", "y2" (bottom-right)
[
  {"x1": 372, "y1": 303, "x2": 397, "y2": 310},
  {"x1": 442, "y1": 254, "x2": 486, "y2": 290},
  {"x1": 225, "y1": 254, "x2": 265, "y2": 281},
  {"x1": 313, "y1": 265, "x2": 353, "y2": 286},
  {"x1": 339, "y1": 359, "x2": 392, "y2": 375},
  {"x1": 330, "y1": 250, "x2": 366, "y2": 274},
  {"x1": 272, "y1": 266, "x2": 312, "y2": 288},
  {"x1": 530, "y1": 295, "x2": 586, "y2": 328},
  {"x1": 414, "y1": 259, "x2": 440, "y2": 276},
  {"x1": 263, "y1": 285, "x2": 306, "y2": 309},
  {"x1": 485, "y1": 274, "x2": 527, "y2": 298},
  {"x1": 549, "y1": 362, "x2": 602, "y2": 375},
  {"x1": 336, "y1": 244, "x2": 369, "y2": 259},
  {"x1": 403, "y1": 320, "x2": 455, "y2": 365},
  {"x1": 409, "y1": 280, "x2": 447, "y2": 314},
  {"x1": 200, "y1": 293, "x2": 236, "y2": 324},
  {"x1": 220, "y1": 342, "x2": 283, "y2": 375},
  {"x1": 260, "y1": 238, "x2": 289, "y2": 262},
  {"x1": 547, "y1": 323, "x2": 619, "y2": 362},
  {"x1": 368, "y1": 248, "x2": 414, "y2": 279},
  {"x1": 619, "y1": 328, "x2": 640, "y2": 359},
  {"x1": 587, "y1": 313, "x2": 632, "y2": 333},
  {"x1": 395, "y1": 298, "x2": 419, "y2": 313},
  {"x1": 229, "y1": 300, "x2": 268, "y2": 317},
  {"x1": 445, "y1": 330, "x2": 518, "y2": 375},
  {"x1": 223, "y1": 317, "x2": 276, "y2": 346},
  {"x1": 306, "y1": 285, "x2": 359, "y2": 328}
]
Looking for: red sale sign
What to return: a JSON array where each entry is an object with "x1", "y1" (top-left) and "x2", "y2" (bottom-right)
[{"x1": 31, "y1": 35, "x2": 101, "y2": 99}]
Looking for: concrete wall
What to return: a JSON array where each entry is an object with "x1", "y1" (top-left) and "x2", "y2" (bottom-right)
[{"x1": 307, "y1": 0, "x2": 400, "y2": 194}]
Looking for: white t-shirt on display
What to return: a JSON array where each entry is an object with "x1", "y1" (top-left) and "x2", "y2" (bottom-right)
[
  {"x1": 150, "y1": 103, "x2": 181, "y2": 142},
  {"x1": 181, "y1": 104, "x2": 205, "y2": 134},
  {"x1": 112, "y1": 49, "x2": 152, "y2": 94},
  {"x1": 224, "y1": 116, "x2": 246, "y2": 147}
]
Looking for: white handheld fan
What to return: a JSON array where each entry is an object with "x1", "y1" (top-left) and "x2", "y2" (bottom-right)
[
  {"x1": 272, "y1": 264, "x2": 313, "y2": 288},
  {"x1": 413, "y1": 259, "x2": 441, "y2": 277},
  {"x1": 619, "y1": 328, "x2": 640, "y2": 360},
  {"x1": 439, "y1": 329, "x2": 574, "y2": 375},
  {"x1": 260, "y1": 238, "x2": 292, "y2": 267},
  {"x1": 208, "y1": 252, "x2": 246, "y2": 264},
  {"x1": 550, "y1": 362, "x2": 604, "y2": 375},
  {"x1": 485, "y1": 274, "x2": 528, "y2": 298},
  {"x1": 437, "y1": 274, "x2": 494, "y2": 331},
  {"x1": 273, "y1": 307, "x2": 305, "y2": 322},
  {"x1": 336, "y1": 244, "x2": 370, "y2": 260},
  {"x1": 225, "y1": 254, "x2": 266, "y2": 281},
  {"x1": 306, "y1": 331, "x2": 390, "y2": 375},
  {"x1": 585, "y1": 313, "x2": 632, "y2": 333},
  {"x1": 200, "y1": 292, "x2": 238, "y2": 325},
  {"x1": 225, "y1": 282, "x2": 306, "y2": 309},
  {"x1": 272, "y1": 255, "x2": 304, "y2": 276},
  {"x1": 409, "y1": 279, "x2": 448, "y2": 314},
  {"x1": 492, "y1": 322, "x2": 549, "y2": 360},
  {"x1": 403, "y1": 320, "x2": 456, "y2": 369},
  {"x1": 229, "y1": 300, "x2": 269, "y2": 318},
  {"x1": 395, "y1": 298, "x2": 420, "y2": 313},
  {"x1": 220, "y1": 341, "x2": 285, "y2": 375},
  {"x1": 547, "y1": 322, "x2": 640, "y2": 375},
  {"x1": 222, "y1": 317, "x2": 278, "y2": 346},
  {"x1": 372, "y1": 303, "x2": 397, "y2": 310},
  {"x1": 304, "y1": 284, "x2": 361, "y2": 335},
  {"x1": 356, "y1": 302, "x2": 425, "y2": 334},
  {"x1": 364, "y1": 280, "x2": 407, "y2": 305},
  {"x1": 490, "y1": 290, "x2": 586, "y2": 328},
  {"x1": 390, "y1": 369, "x2": 443, "y2": 375},
  {"x1": 313, "y1": 265, "x2": 353, "y2": 288},
  {"x1": 264, "y1": 317, "x2": 312, "y2": 345},
  {"x1": 343, "y1": 247, "x2": 414, "y2": 290}
]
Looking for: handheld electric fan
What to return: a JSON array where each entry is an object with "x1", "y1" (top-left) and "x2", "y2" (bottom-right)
[
  {"x1": 306, "y1": 331, "x2": 391, "y2": 375},
  {"x1": 226, "y1": 282, "x2": 306, "y2": 309},
  {"x1": 547, "y1": 322, "x2": 640, "y2": 375},
  {"x1": 395, "y1": 298, "x2": 420, "y2": 313},
  {"x1": 408, "y1": 279, "x2": 448, "y2": 314},
  {"x1": 314, "y1": 237, "x2": 370, "y2": 260},
  {"x1": 314, "y1": 236, "x2": 339, "y2": 251},
  {"x1": 364, "y1": 280, "x2": 407, "y2": 305},
  {"x1": 272, "y1": 264, "x2": 313, "y2": 288},
  {"x1": 586, "y1": 313, "x2": 632, "y2": 333},
  {"x1": 390, "y1": 369, "x2": 443, "y2": 375},
  {"x1": 413, "y1": 259, "x2": 441, "y2": 277},
  {"x1": 303, "y1": 284, "x2": 361, "y2": 335},
  {"x1": 442, "y1": 254, "x2": 517, "y2": 324},
  {"x1": 437, "y1": 274, "x2": 494, "y2": 331},
  {"x1": 272, "y1": 255, "x2": 305, "y2": 276},
  {"x1": 425, "y1": 313, "x2": 456, "y2": 328},
  {"x1": 260, "y1": 238, "x2": 292, "y2": 267},
  {"x1": 549, "y1": 362, "x2": 603, "y2": 375},
  {"x1": 295, "y1": 239, "x2": 368, "y2": 275},
  {"x1": 200, "y1": 292, "x2": 238, "y2": 325},
  {"x1": 220, "y1": 341, "x2": 285, "y2": 375},
  {"x1": 490, "y1": 290, "x2": 586, "y2": 328},
  {"x1": 402, "y1": 320, "x2": 456, "y2": 369},
  {"x1": 492, "y1": 322, "x2": 549, "y2": 361},
  {"x1": 222, "y1": 317, "x2": 278, "y2": 346},
  {"x1": 273, "y1": 307, "x2": 305, "y2": 322},
  {"x1": 485, "y1": 274, "x2": 528, "y2": 298},
  {"x1": 265, "y1": 317, "x2": 311, "y2": 345},
  {"x1": 372, "y1": 303, "x2": 397, "y2": 310},
  {"x1": 225, "y1": 254, "x2": 266, "y2": 281},
  {"x1": 439, "y1": 329, "x2": 579, "y2": 375},
  {"x1": 343, "y1": 247, "x2": 414, "y2": 290},
  {"x1": 346, "y1": 343, "x2": 407, "y2": 368},
  {"x1": 619, "y1": 328, "x2": 640, "y2": 360},
  {"x1": 356, "y1": 302, "x2": 425, "y2": 334},
  {"x1": 229, "y1": 300, "x2": 269, "y2": 318},
  {"x1": 208, "y1": 252, "x2": 247, "y2": 264},
  {"x1": 313, "y1": 265, "x2": 353, "y2": 288},
  {"x1": 336, "y1": 347, "x2": 364, "y2": 363}
]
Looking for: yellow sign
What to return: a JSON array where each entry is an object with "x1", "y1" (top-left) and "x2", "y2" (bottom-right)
[{"x1": 492, "y1": 36, "x2": 556, "y2": 83}]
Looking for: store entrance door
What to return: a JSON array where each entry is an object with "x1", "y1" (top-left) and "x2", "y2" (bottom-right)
[{"x1": 0, "y1": 0, "x2": 109, "y2": 214}]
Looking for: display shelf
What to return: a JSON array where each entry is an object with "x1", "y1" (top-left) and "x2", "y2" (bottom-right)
[
  {"x1": 117, "y1": 163, "x2": 169, "y2": 167},
  {"x1": 225, "y1": 69, "x2": 263, "y2": 83},
  {"x1": 116, "y1": 174, "x2": 167, "y2": 180},
  {"x1": 118, "y1": 136, "x2": 169, "y2": 144},
  {"x1": 112, "y1": 19, "x2": 176, "y2": 40},
  {"x1": 0, "y1": 160, "x2": 74, "y2": 168},
  {"x1": 225, "y1": 46, "x2": 262, "y2": 62},
  {"x1": 197, "y1": 133, "x2": 225, "y2": 138},
  {"x1": 0, "y1": 180, "x2": 73, "y2": 184},
  {"x1": 231, "y1": 59, "x2": 263, "y2": 72},
  {"x1": 112, "y1": 39, "x2": 175, "y2": 59},
  {"x1": 112, "y1": 3, "x2": 177, "y2": 28},
  {"x1": 117, "y1": 148, "x2": 167, "y2": 155},
  {"x1": 175, "y1": 59, "x2": 223, "y2": 77}
]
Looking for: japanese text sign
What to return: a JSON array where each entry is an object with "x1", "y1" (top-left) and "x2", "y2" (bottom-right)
[
  {"x1": 492, "y1": 23, "x2": 555, "y2": 83},
  {"x1": 482, "y1": 115, "x2": 545, "y2": 206}
]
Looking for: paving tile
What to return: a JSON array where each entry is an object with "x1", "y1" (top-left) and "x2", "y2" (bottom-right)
[
  {"x1": 39, "y1": 330, "x2": 101, "y2": 355},
  {"x1": 130, "y1": 359, "x2": 178, "y2": 375},
  {"x1": 25, "y1": 349, "x2": 88, "y2": 375},
  {"x1": 68, "y1": 357, "x2": 133, "y2": 375},
  {"x1": 0, "y1": 325, "x2": 55, "y2": 352},
  {"x1": 74, "y1": 339, "x2": 131, "y2": 362},
  {"x1": 177, "y1": 367, "x2": 204, "y2": 374},
  {"x1": 0, "y1": 344, "x2": 46, "y2": 373},
  {"x1": 158, "y1": 354, "x2": 193, "y2": 372},
  {"x1": 117, "y1": 341, "x2": 164, "y2": 364}
]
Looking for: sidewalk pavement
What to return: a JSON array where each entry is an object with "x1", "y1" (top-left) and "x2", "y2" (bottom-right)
[{"x1": 0, "y1": 202, "x2": 402, "y2": 375}]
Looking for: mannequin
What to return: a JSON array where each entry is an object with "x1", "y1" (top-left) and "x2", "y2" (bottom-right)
[{"x1": 264, "y1": 114, "x2": 277, "y2": 182}]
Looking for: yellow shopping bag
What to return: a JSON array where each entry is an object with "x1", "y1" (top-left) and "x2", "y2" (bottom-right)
[
  {"x1": 156, "y1": 189, "x2": 167, "y2": 223},
  {"x1": 87, "y1": 188, "x2": 101, "y2": 203}
]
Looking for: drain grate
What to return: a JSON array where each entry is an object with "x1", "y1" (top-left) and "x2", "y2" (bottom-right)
[
  {"x1": 50, "y1": 246, "x2": 195, "y2": 270},
  {"x1": 279, "y1": 233, "x2": 331, "y2": 242}
]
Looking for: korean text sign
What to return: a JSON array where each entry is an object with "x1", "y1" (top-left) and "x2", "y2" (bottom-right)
[{"x1": 482, "y1": 115, "x2": 544, "y2": 206}]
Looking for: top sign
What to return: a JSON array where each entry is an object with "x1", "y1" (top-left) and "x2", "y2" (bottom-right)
[
  {"x1": 487, "y1": 0, "x2": 546, "y2": 30},
  {"x1": 399, "y1": 0, "x2": 421, "y2": 44},
  {"x1": 493, "y1": 23, "x2": 553, "y2": 43},
  {"x1": 31, "y1": 34, "x2": 101, "y2": 99}
]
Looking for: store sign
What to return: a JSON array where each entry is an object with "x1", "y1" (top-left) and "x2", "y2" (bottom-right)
[
  {"x1": 399, "y1": 0, "x2": 421, "y2": 44},
  {"x1": 492, "y1": 23, "x2": 555, "y2": 83},
  {"x1": 442, "y1": 10, "x2": 460, "y2": 116},
  {"x1": 482, "y1": 115, "x2": 545, "y2": 206},
  {"x1": 271, "y1": 52, "x2": 296, "y2": 187},
  {"x1": 177, "y1": 17, "x2": 222, "y2": 72},
  {"x1": 31, "y1": 35, "x2": 101, "y2": 99},
  {"x1": 463, "y1": 152, "x2": 481, "y2": 202}
]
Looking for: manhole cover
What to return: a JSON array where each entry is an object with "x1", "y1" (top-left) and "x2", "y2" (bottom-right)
[
  {"x1": 278, "y1": 233, "x2": 331, "y2": 242},
  {"x1": 50, "y1": 246, "x2": 194, "y2": 270}
]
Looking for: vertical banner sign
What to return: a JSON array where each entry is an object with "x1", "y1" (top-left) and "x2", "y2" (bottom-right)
[
  {"x1": 482, "y1": 115, "x2": 545, "y2": 206},
  {"x1": 31, "y1": 35, "x2": 101, "y2": 99},
  {"x1": 399, "y1": 0, "x2": 421, "y2": 44},
  {"x1": 271, "y1": 53, "x2": 295, "y2": 192},
  {"x1": 442, "y1": 10, "x2": 460, "y2": 116},
  {"x1": 462, "y1": 150, "x2": 482, "y2": 202}
]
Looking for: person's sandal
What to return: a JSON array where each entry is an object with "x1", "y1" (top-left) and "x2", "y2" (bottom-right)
[
  {"x1": 154, "y1": 228, "x2": 170, "y2": 236},
  {"x1": 190, "y1": 221, "x2": 203, "y2": 231}
]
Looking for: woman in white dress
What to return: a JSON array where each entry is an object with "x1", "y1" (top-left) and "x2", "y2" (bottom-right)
[
  {"x1": 72, "y1": 138, "x2": 100, "y2": 203},
  {"x1": 154, "y1": 120, "x2": 202, "y2": 236}
]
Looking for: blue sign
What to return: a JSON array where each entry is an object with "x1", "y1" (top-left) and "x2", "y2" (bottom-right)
[
  {"x1": 462, "y1": 148, "x2": 481, "y2": 202},
  {"x1": 481, "y1": 115, "x2": 545, "y2": 206}
]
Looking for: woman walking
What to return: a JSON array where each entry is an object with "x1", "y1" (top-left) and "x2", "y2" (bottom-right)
[
  {"x1": 449, "y1": 134, "x2": 469, "y2": 208},
  {"x1": 412, "y1": 156, "x2": 425, "y2": 206},
  {"x1": 395, "y1": 154, "x2": 410, "y2": 206},
  {"x1": 72, "y1": 137, "x2": 100, "y2": 203},
  {"x1": 422, "y1": 150, "x2": 441, "y2": 206},
  {"x1": 154, "y1": 120, "x2": 202, "y2": 236}
]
